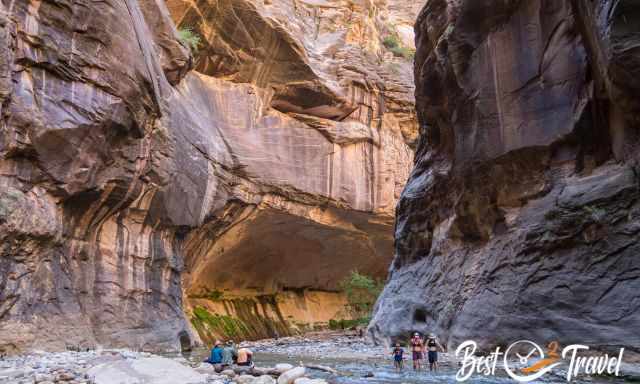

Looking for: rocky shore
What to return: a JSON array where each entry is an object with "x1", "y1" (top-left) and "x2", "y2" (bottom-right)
[
  {"x1": 3, "y1": 332, "x2": 639, "y2": 384},
  {"x1": 0, "y1": 348, "x2": 330, "y2": 384},
  {"x1": 0, "y1": 332, "x2": 454, "y2": 384}
]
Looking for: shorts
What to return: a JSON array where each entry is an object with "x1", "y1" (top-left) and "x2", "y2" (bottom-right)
[
  {"x1": 394, "y1": 359, "x2": 403, "y2": 368},
  {"x1": 428, "y1": 351, "x2": 438, "y2": 363},
  {"x1": 412, "y1": 351, "x2": 423, "y2": 360}
]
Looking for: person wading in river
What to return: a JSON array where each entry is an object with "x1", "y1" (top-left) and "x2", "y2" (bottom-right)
[
  {"x1": 426, "y1": 333, "x2": 445, "y2": 372},
  {"x1": 410, "y1": 332, "x2": 424, "y2": 371},
  {"x1": 391, "y1": 342, "x2": 405, "y2": 373}
]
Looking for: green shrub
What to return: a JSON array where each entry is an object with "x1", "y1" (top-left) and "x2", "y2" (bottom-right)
[
  {"x1": 339, "y1": 271, "x2": 384, "y2": 318},
  {"x1": 188, "y1": 288, "x2": 224, "y2": 301},
  {"x1": 390, "y1": 46, "x2": 415, "y2": 60},
  {"x1": 383, "y1": 35, "x2": 400, "y2": 49},
  {"x1": 382, "y1": 34, "x2": 414, "y2": 60},
  {"x1": 178, "y1": 27, "x2": 201, "y2": 53}
]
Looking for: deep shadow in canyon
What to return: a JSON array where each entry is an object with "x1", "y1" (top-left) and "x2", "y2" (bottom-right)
[{"x1": 369, "y1": 0, "x2": 640, "y2": 357}]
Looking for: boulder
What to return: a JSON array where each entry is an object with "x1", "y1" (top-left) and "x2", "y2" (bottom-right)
[
  {"x1": 254, "y1": 375, "x2": 276, "y2": 384},
  {"x1": 294, "y1": 378, "x2": 327, "y2": 384},
  {"x1": 195, "y1": 363, "x2": 217, "y2": 374},
  {"x1": 274, "y1": 364, "x2": 294, "y2": 374},
  {"x1": 222, "y1": 369, "x2": 236, "y2": 377},
  {"x1": 276, "y1": 367, "x2": 305, "y2": 384},
  {"x1": 236, "y1": 374, "x2": 257, "y2": 384},
  {"x1": 87, "y1": 356, "x2": 206, "y2": 384}
]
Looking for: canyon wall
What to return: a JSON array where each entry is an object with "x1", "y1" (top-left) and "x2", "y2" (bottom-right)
[
  {"x1": 0, "y1": 0, "x2": 418, "y2": 352},
  {"x1": 370, "y1": 0, "x2": 640, "y2": 354}
]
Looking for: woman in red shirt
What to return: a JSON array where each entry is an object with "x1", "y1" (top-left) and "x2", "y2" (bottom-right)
[{"x1": 410, "y1": 332, "x2": 424, "y2": 370}]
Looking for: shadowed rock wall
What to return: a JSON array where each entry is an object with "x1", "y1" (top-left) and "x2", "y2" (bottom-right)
[{"x1": 370, "y1": 0, "x2": 640, "y2": 354}]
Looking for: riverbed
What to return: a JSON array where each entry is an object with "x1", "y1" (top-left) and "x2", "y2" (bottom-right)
[
  {"x1": 2, "y1": 332, "x2": 638, "y2": 383},
  {"x1": 180, "y1": 332, "x2": 639, "y2": 384}
]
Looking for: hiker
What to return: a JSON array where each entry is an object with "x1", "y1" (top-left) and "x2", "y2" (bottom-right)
[
  {"x1": 391, "y1": 342, "x2": 405, "y2": 372},
  {"x1": 236, "y1": 346, "x2": 254, "y2": 367},
  {"x1": 410, "y1": 332, "x2": 424, "y2": 370},
  {"x1": 206, "y1": 340, "x2": 224, "y2": 365},
  {"x1": 426, "y1": 333, "x2": 445, "y2": 372},
  {"x1": 221, "y1": 340, "x2": 237, "y2": 368}
]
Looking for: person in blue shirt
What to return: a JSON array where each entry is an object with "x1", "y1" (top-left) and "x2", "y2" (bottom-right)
[
  {"x1": 207, "y1": 340, "x2": 224, "y2": 365},
  {"x1": 391, "y1": 343, "x2": 405, "y2": 372}
]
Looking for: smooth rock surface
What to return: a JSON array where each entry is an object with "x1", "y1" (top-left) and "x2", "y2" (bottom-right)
[
  {"x1": 276, "y1": 367, "x2": 306, "y2": 384},
  {"x1": 88, "y1": 356, "x2": 206, "y2": 384},
  {"x1": 253, "y1": 375, "x2": 276, "y2": 384},
  {"x1": 274, "y1": 364, "x2": 294, "y2": 374},
  {"x1": 369, "y1": 0, "x2": 640, "y2": 353}
]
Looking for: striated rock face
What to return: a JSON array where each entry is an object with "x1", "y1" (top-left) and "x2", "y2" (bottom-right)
[
  {"x1": 0, "y1": 0, "x2": 418, "y2": 352},
  {"x1": 166, "y1": 0, "x2": 420, "y2": 340},
  {"x1": 370, "y1": 0, "x2": 640, "y2": 353}
]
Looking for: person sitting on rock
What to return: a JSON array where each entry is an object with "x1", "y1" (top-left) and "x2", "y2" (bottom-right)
[
  {"x1": 222, "y1": 340, "x2": 237, "y2": 368},
  {"x1": 391, "y1": 342, "x2": 405, "y2": 372},
  {"x1": 206, "y1": 340, "x2": 224, "y2": 365},
  {"x1": 236, "y1": 346, "x2": 254, "y2": 367}
]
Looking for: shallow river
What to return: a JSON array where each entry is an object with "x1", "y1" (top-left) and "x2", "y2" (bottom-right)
[{"x1": 182, "y1": 348, "x2": 637, "y2": 384}]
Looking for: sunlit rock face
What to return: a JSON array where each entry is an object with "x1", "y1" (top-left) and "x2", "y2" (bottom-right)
[
  {"x1": 165, "y1": 0, "x2": 420, "y2": 340},
  {"x1": 0, "y1": 0, "x2": 418, "y2": 352},
  {"x1": 370, "y1": 0, "x2": 640, "y2": 353}
]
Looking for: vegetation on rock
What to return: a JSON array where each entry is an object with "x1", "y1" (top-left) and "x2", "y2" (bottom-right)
[
  {"x1": 191, "y1": 306, "x2": 252, "y2": 343},
  {"x1": 340, "y1": 271, "x2": 384, "y2": 313},
  {"x1": 382, "y1": 33, "x2": 415, "y2": 60},
  {"x1": 188, "y1": 288, "x2": 224, "y2": 301},
  {"x1": 177, "y1": 27, "x2": 201, "y2": 53}
]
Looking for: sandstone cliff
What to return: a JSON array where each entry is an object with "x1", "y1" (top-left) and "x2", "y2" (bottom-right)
[
  {"x1": 0, "y1": 0, "x2": 418, "y2": 352},
  {"x1": 370, "y1": 0, "x2": 640, "y2": 354}
]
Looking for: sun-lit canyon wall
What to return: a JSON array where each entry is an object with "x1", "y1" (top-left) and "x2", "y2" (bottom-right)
[
  {"x1": 166, "y1": 0, "x2": 420, "y2": 342},
  {"x1": 0, "y1": 0, "x2": 418, "y2": 352},
  {"x1": 370, "y1": 0, "x2": 640, "y2": 355}
]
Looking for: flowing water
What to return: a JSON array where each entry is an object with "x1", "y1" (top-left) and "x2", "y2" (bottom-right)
[{"x1": 182, "y1": 347, "x2": 638, "y2": 384}]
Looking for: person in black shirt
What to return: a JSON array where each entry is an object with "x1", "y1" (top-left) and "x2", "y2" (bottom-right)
[{"x1": 426, "y1": 333, "x2": 445, "y2": 372}]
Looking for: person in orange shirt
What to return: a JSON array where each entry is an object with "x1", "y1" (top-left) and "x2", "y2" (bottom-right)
[{"x1": 236, "y1": 346, "x2": 254, "y2": 367}]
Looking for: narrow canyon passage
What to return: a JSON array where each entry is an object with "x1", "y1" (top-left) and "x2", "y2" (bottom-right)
[{"x1": 0, "y1": 0, "x2": 638, "y2": 376}]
